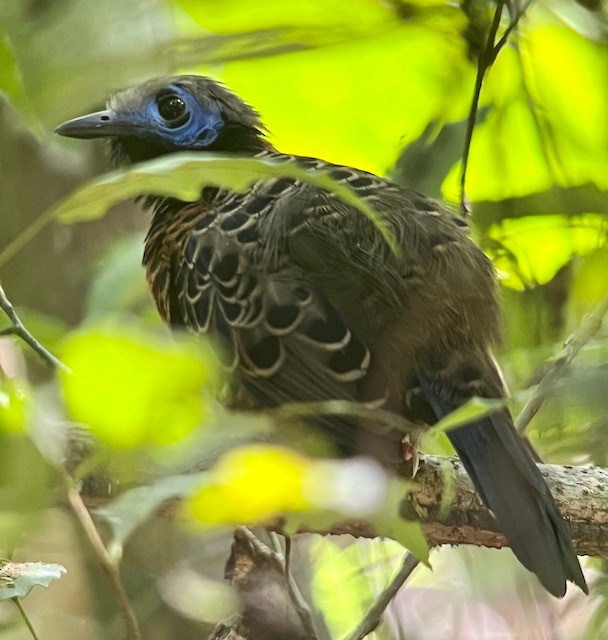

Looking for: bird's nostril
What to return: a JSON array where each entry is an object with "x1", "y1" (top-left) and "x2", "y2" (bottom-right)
[{"x1": 101, "y1": 115, "x2": 110, "y2": 121}]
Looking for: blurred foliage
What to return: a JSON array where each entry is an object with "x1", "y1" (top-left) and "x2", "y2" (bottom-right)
[
  {"x1": 0, "y1": 377, "x2": 30, "y2": 433},
  {"x1": 60, "y1": 321, "x2": 219, "y2": 448},
  {"x1": 310, "y1": 537, "x2": 397, "y2": 639},
  {"x1": 96, "y1": 472, "x2": 209, "y2": 561},
  {"x1": 0, "y1": 428, "x2": 52, "y2": 554},
  {"x1": 186, "y1": 445, "x2": 317, "y2": 524},
  {"x1": 0, "y1": 0, "x2": 607, "y2": 638}
]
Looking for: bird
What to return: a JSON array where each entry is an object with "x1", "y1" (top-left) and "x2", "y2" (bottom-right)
[{"x1": 56, "y1": 74, "x2": 587, "y2": 597}]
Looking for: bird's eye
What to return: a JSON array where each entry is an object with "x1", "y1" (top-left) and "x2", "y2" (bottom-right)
[{"x1": 156, "y1": 94, "x2": 189, "y2": 127}]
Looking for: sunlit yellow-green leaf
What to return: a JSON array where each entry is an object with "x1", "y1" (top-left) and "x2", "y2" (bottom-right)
[
  {"x1": 309, "y1": 538, "x2": 375, "y2": 639},
  {"x1": 185, "y1": 445, "x2": 313, "y2": 524},
  {"x1": 443, "y1": 9, "x2": 608, "y2": 203},
  {"x1": 486, "y1": 214, "x2": 608, "y2": 289},
  {"x1": 0, "y1": 378, "x2": 31, "y2": 434},
  {"x1": 60, "y1": 322, "x2": 218, "y2": 448},
  {"x1": 310, "y1": 537, "x2": 413, "y2": 638},
  {"x1": 429, "y1": 396, "x2": 504, "y2": 434},
  {"x1": 221, "y1": 24, "x2": 472, "y2": 175},
  {"x1": 178, "y1": 0, "x2": 392, "y2": 34},
  {"x1": 380, "y1": 517, "x2": 430, "y2": 564},
  {"x1": 569, "y1": 249, "x2": 608, "y2": 321},
  {"x1": 443, "y1": 89, "x2": 555, "y2": 201},
  {"x1": 185, "y1": 444, "x2": 391, "y2": 525},
  {"x1": 419, "y1": 428, "x2": 454, "y2": 457},
  {"x1": 520, "y1": 19, "x2": 608, "y2": 189},
  {"x1": 175, "y1": 0, "x2": 472, "y2": 175}
]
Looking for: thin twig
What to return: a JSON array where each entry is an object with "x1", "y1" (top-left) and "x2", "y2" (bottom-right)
[
  {"x1": 460, "y1": 1, "x2": 535, "y2": 213},
  {"x1": 460, "y1": 0, "x2": 505, "y2": 213},
  {"x1": 492, "y1": 0, "x2": 535, "y2": 56},
  {"x1": 344, "y1": 552, "x2": 419, "y2": 640},
  {"x1": 0, "y1": 284, "x2": 68, "y2": 371},
  {"x1": 266, "y1": 530, "x2": 319, "y2": 640},
  {"x1": 12, "y1": 598, "x2": 40, "y2": 640},
  {"x1": 516, "y1": 293, "x2": 608, "y2": 433},
  {"x1": 60, "y1": 467, "x2": 142, "y2": 640}
]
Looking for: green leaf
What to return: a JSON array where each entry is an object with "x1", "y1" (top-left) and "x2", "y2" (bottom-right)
[
  {"x1": 309, "y1": 538, "x2": 375, "y2": 639},
  {"x1": 221, "y1": 24, "x2": 471, "y2": 177},
  {"x1": 175, "y1": 0, "x2": 472, "y2": 175},
  {"x1": 487, "y1": 213, "x2": 608, "y2": 290},
  {"x1": 0, "y1": 561, "x2": 66, "y2": 601},
  {"x1": 85, "y1": 234, "x2": 151, "y2": 319},
  {"x1": 309, "y1": 536, "x2": 407, "y2": 639},
  {"x1": 0, "y1": 378, "x2": 31, "y2": 434},
  {"x1": 428, "y1": 396, "x2": 504, "y2": 435},
  {"x1": 185, "y1": 445, "x2": 315, "y2": 526},
  {"x1": 570, "y1": 248, "x2": 608, "y2": 317},
  {"x1": 53, "y1": 153, "x2": 399, "y2": 254},
  {"x1": 177, "y1": 0, "x2": 392, "y2": 34},
  {"x1": 371, "y1": 478, "x2": 430, "y2": 564},
  {"x1": 59, "y1": 320, "x2": 220, "y2": 448},
  {"x1": 0, "y1": 433, "x2": 51, "y2": 538},
  {"x1": 96, "y1": 473, "x2": 206, "y2": 562},
  {"x1": 443, "y1": 17, "x2": 608, "y2": 202},
  {"x1": 378, "y1": 517, "x2": 429, "y2": 565}
]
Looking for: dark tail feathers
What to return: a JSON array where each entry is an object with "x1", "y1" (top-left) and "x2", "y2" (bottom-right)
[{"x1": 418, "y1": 370, "x2": 587, "y2": 597}]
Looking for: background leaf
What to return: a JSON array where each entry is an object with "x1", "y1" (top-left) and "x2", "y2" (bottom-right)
[
  {"x1": 60, "y1": 321, "x2": 219, "y2": 448},
  {"x1": 0, "y1": 562, "x2": 66, "y2": 601}
]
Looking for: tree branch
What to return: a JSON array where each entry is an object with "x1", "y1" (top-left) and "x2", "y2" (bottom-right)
[
  {"x1": 78, "y1": 453, "x2": 608, "y2": 556},
  {"x1": 211, "y1": 526, "x2": 317, "y2": 640},
  {"x1": 280, "y1": 455, "x2": 608, "y2": 557},
  {"x1": 60, "y1": 467, "x2": 142, "y2": 640}
]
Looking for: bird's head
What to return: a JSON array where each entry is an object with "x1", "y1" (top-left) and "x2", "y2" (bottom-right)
[{"x1": 56, "y1": 75, "x2": 269, "y2": 164}]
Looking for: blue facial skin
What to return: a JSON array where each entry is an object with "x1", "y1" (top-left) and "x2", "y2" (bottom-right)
[{"x1": 126, "y1": 84, "x2": 225, "y2": 151}]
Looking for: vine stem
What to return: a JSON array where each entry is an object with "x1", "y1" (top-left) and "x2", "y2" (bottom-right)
[
  {"x1": 12, "y1": 597, "x2": 41, "y2": 640},
  {"x1": 460, "y1": 0, "x2": 535, "y2": 212},
  {"x1": 60, "y1": 467, "x2": 142, "y2": 640}
]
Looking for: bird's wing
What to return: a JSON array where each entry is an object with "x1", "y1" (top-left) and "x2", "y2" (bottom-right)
[
  {"x1": 166, "y1": 160, "x2": 496, "y2": 455},
  {"x1": 168, "y1": 177, "x2": 403, "y2": 457}
]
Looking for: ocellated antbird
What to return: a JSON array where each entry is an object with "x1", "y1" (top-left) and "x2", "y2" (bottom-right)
[{"x1": 56, "y1": 75, "x2": 587, "y2": 597}]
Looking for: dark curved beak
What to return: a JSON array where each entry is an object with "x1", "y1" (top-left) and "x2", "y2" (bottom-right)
[{"x1": 55, "y1": 109, "x2": 135, "y2": 139}]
